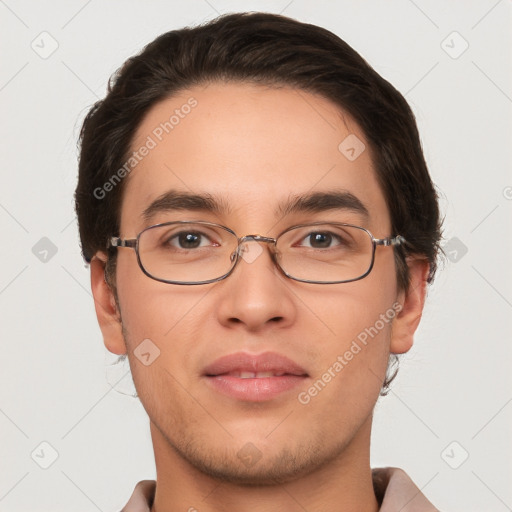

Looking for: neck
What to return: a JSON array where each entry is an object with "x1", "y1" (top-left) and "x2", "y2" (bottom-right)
[{"x1": 149, "y1": 415, "x2": 379, "y2": 512}]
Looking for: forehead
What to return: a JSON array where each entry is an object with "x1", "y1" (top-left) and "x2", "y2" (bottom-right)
[{"x1": 121, "y1": 81, "x2": 390, "y2": 234}]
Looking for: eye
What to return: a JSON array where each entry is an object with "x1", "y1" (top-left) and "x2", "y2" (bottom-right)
[
  {"x1": 166, "y1": 231, "x2": 213, "y2": 249},
  {"x1": 300, "y1": 231, "x2": 342, "y2": 249}
]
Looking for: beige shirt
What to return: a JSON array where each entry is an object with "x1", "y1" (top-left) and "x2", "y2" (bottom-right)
[{"x1": 119, "y1": 467, "x2": 439, "y2": 511}]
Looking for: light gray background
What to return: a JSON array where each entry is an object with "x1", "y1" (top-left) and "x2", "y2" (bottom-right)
[{"x1": 1, "y1": 1, "x2": 511, "y2": 511}]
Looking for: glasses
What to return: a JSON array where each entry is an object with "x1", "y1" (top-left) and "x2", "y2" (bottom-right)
[{"x1": 108, "y1": 220, "x2": 405, "y2": 285}]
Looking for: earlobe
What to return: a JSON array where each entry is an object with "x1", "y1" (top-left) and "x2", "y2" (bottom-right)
[
  {"x1": 390, "y1": 258, "x2": 430, "y2": 354},
  {"x1": 90, "y1": 253, "x2": 127, "y2": 355}
]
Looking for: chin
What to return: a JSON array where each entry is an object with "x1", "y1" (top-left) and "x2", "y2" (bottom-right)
[{"x1": 172, "y1": 432, "x2": 344, "y2": 486}]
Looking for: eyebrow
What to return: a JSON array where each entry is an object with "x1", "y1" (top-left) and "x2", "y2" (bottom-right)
[
  {"x1": 141, "y1": 191, "x2": 231, "y2": 223},
  {"x1": 276, "y1": 190, "x2": 369, "y2": 219},
  {"x1": 141, "y1": 189, "x2": 369, "y2": 223}
]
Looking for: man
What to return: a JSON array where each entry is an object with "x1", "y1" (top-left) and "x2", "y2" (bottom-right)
[{"x1": 75, "y1": 12, "x2": 442, "y2": 511}]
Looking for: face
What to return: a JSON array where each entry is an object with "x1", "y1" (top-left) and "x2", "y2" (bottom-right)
[{"x1": 100, "y1": 82, "x2": 415, "y2": 484}]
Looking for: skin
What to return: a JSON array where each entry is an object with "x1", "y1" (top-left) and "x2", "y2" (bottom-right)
[{"x1": 90, "y1": 82, "x2": 429, "y2": 512}]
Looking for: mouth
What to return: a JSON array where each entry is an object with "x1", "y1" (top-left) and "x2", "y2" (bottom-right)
[
  {"x1": 202, "y1": 352, "x2": 309, "y2": 402},
  {"x1": 215, "y1": 371, "x2": 293, "y2": 378}
]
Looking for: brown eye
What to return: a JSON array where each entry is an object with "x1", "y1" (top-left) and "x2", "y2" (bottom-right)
[
  {"x1": 176, "y1": 232, "x2": 202, "y2": 249},
  {"x1": 162, "y1": 231, "x2": 212, "y2": 250},
  {"x1": 307, "y1": 232, "x2": 333, "y2": 248},
  {"x1": 299, "y1": 231, "x2": 343, "y2": 249}
]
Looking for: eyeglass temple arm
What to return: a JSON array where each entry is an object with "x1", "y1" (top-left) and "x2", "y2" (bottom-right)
[
  {"x1": 109, "y1": 237, "x2": 137, "y2": 249},
  {"x1": 374, "y1": 235, "x2": 406, "y2": 247}
]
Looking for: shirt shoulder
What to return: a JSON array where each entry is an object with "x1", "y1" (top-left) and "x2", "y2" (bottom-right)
[
  {"x1": 119, "y1": 480, "x2": 156, "y2": 512},
  {"x1": 372, "y1": 466, "x2": 440, "y2": 511}
]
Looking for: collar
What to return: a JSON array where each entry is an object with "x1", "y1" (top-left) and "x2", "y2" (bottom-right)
[{"x1": 120, "y1": 467, "x2": 438, "y2": 511}]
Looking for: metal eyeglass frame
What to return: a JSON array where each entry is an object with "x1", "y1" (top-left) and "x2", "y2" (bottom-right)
[{"x1": 108, "y1": 220, "x2": 406, "y2": 285}]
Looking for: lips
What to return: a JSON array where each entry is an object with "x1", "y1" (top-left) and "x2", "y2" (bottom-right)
[
  {"x1": 227, "y1": 371, "x2": 287, "y2": 378},
  {"x1": 203, "y1": 352, "x2": 308, "y2": 402},
  {"x1": 203, "y1": 351, "x2": 308, "y2": 378}
]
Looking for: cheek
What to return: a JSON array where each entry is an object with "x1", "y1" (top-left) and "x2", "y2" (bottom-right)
[
  {"x1": 310, "y1": 262, "x2": 399, "y2": 348},
  {"x1": 115, "y1": 251, "x2": 206, "y2": 341},
  {"x1": 295, "y1": 293, "x2": 396, "y2": 436},
  {"x1": 296, "y1": 263, "x2": 400, "y2": 402},
  {"x1": 115, "y1": 271, "x2": 210, "y2": 424},
  {"x1": 114, "y1": 258, "x2": 210, "y2": 393},
  {"x1": 316, "y1": 293, "x2": 395, "y2": 383}
]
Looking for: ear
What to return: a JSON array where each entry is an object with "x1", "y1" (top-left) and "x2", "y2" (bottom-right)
[
  {"x1": 390, "y1": 258, "x2": 430, "y2": 354},
  {"x1": 90, "y1": 253, "x2": 127, "y2": 355}
]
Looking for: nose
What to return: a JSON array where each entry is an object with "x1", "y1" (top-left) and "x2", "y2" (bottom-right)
[{"x1": 214, "y1": 239, "x2": 297, "y2": 332}]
